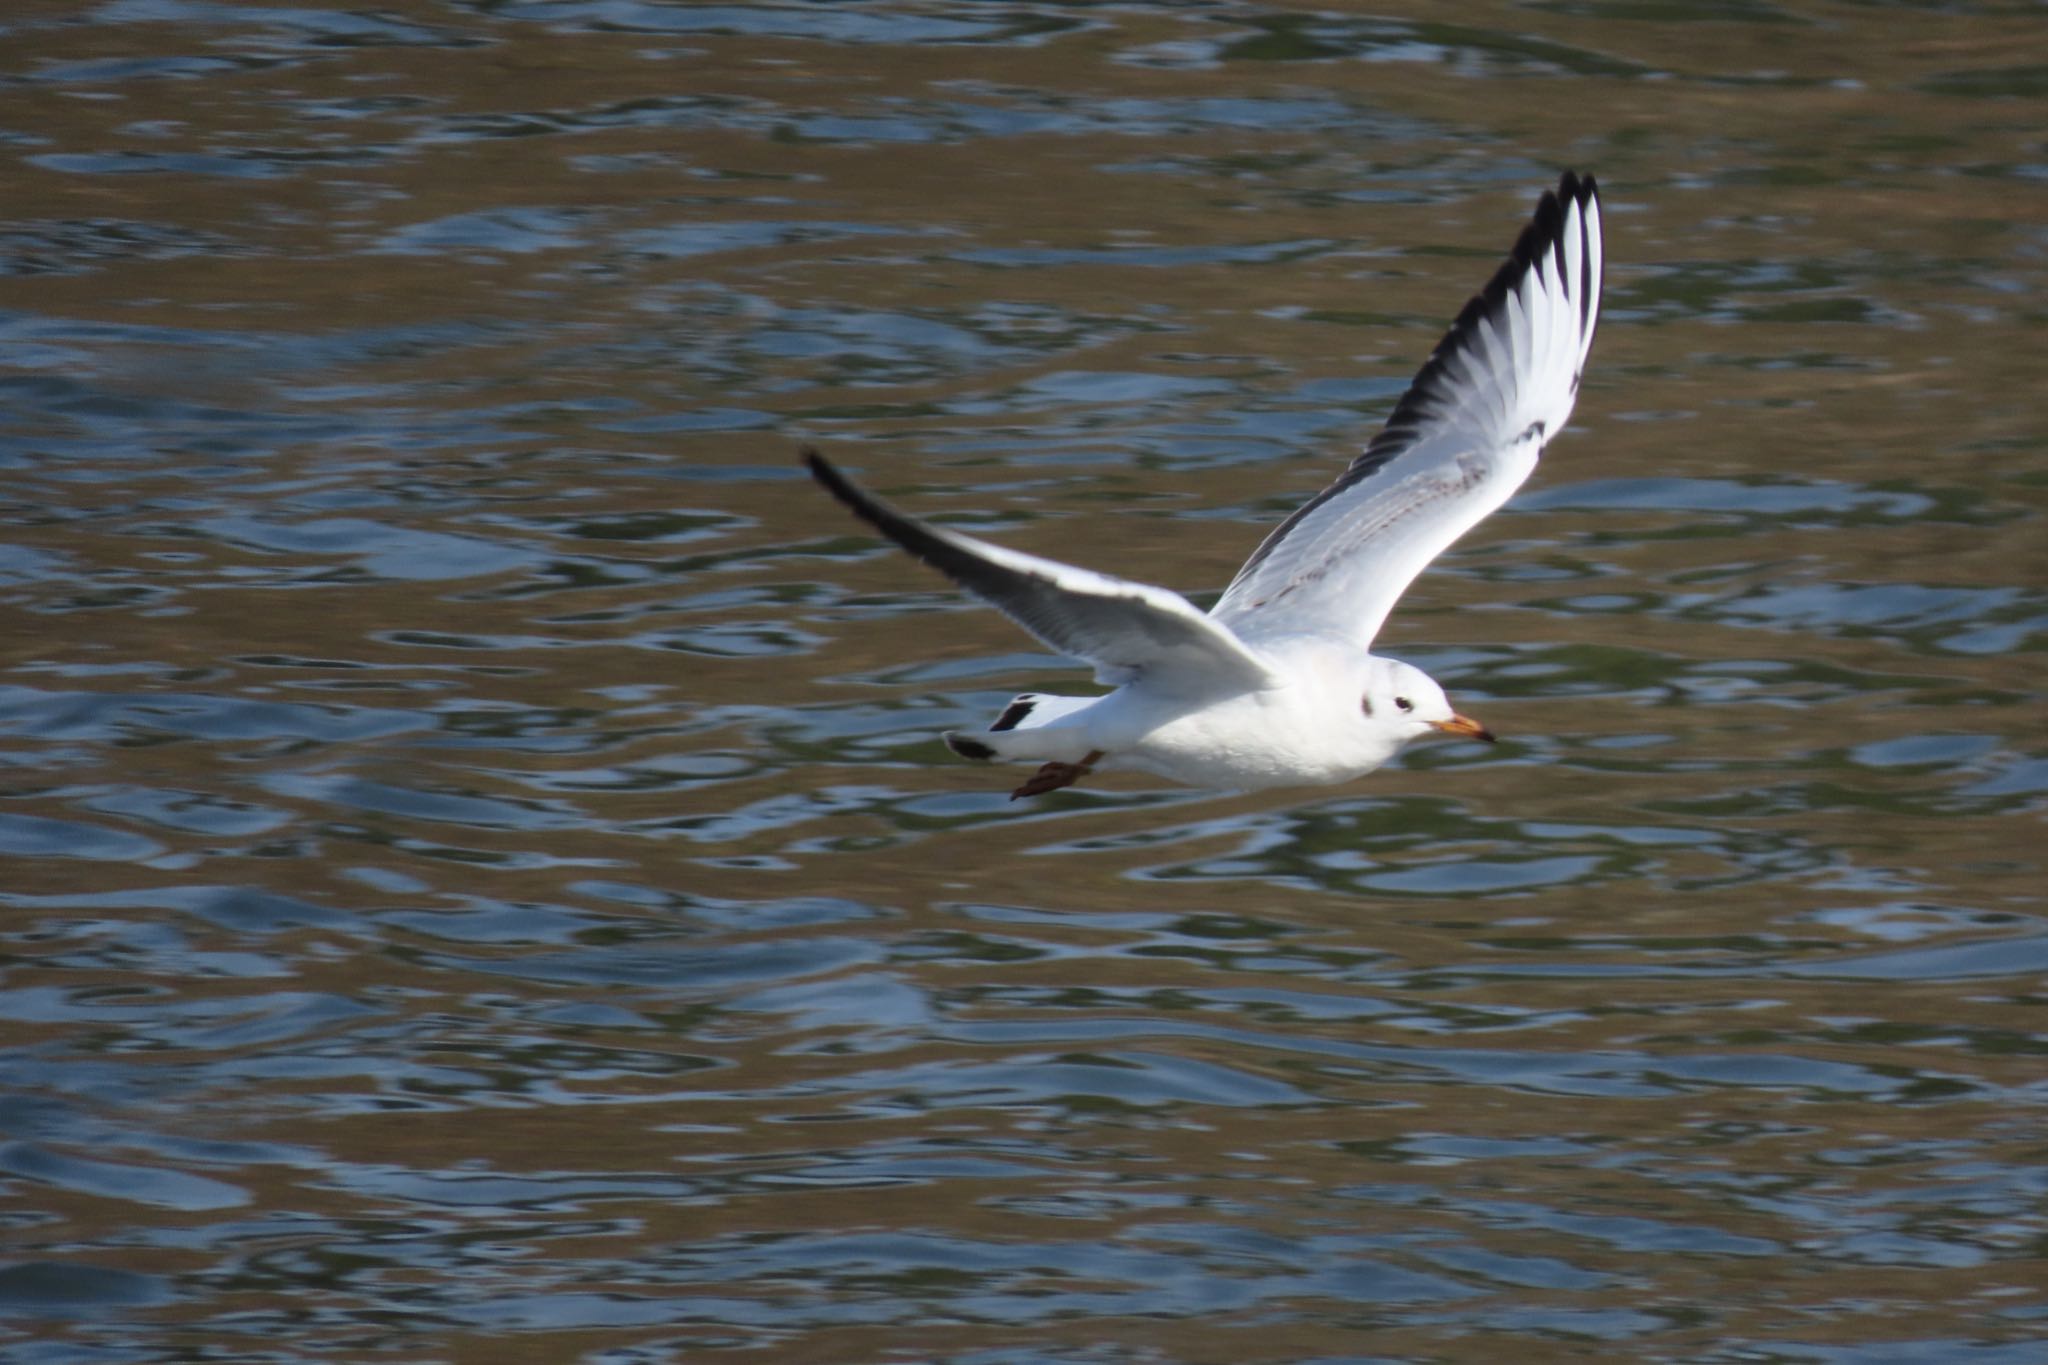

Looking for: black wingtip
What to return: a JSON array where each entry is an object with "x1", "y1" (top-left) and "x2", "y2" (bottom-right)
[
  {"x1": 802, "y1": 445, "x2": 848, "y2": 503},
  {"x1": 1218, "y1": 172, "x2": 1603, "y2": 592},
  {"x1": 799, "y1": 444, "x2": 968, "y2": 580},
  {"x1": 1497, "y1": 171, "x2": 1598, "y2": 311},
  {"x1": 1371, "y1": 173, "x2": 1600, "y2": 453},
  {"x1": 946, "y1": 733, "x2": 997, "y2": 761},
  {"x1": 803, "y1": 445, "x2": 893, "y2": 533},
  {"x1": 1382, "y1": 168, "x2": 1601, "y2": 434},
  {"x1": 802, "y1": 442, "x2": 882, "y2": 535}
]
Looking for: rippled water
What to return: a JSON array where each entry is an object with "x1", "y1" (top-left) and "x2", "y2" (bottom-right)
[{"x1": 3, "y1": 2, "x2": 2045, "y2": 1360}]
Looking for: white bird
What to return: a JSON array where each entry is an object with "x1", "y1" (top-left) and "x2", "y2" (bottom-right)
[{"x1": 806, "y1": 171, "x2": 1603, "y2": 800}]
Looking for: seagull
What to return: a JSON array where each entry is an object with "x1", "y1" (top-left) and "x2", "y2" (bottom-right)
[{"x1": 806, "y1": 171, "x2": 1603, "y2": 800}]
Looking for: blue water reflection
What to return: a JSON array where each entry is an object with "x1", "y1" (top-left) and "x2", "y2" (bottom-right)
[{"x1": 2, "y1": 0, "x2": 2043, "y2": 1359}]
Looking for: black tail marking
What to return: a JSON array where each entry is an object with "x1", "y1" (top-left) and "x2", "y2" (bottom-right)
[
  {"x1": 991, "y1": 696, "x2": 1037, "y2": 732},
  {"x1": 947, "y1": 734, "x2": 997, "y2": 761}
]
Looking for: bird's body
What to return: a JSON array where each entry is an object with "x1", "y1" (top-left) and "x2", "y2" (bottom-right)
[
  {"x1": 957, "y1": 640, "x2": 1423, "y2": 788},
  {"x1": 807, "y1": 172, "x2": 1604, "y2": 799}
]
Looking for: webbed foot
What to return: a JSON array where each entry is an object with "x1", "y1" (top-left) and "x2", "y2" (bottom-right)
[{"x1": 1010, "y1": 749, "x2": 1105, "y2": 800}]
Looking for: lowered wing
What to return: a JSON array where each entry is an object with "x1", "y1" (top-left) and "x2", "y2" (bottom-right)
[{"x1": 806, "y1": 449, "x2": 1280, "y2": 696}]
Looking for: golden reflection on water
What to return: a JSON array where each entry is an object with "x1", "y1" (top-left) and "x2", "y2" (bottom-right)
[{"x1": 1, "y1": 1, "x2": 2044, "y2": 1359}]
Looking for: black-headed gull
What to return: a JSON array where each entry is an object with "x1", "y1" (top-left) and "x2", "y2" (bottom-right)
[{"x1": 807, "y1": 172, "x2": 1603, "y2": 800}]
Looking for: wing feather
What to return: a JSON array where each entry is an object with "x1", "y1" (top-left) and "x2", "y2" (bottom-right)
[
  {"x1": 1212, "y1": 171, "x2": 1604, "y2": 649},
  {"x1": 805, "y1": 450, "x2": 1279, "y2": 695}
]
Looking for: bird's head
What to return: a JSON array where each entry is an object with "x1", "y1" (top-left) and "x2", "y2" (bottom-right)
[{"x1": 1362, "y1": 658, "x2": 1495, "y2": 747}]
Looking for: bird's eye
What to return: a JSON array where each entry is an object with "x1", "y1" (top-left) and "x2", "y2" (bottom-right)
[
  {"x1": 1359, "y1": 696, "x2": 1373, "y2": 716},
  {"x1": 1394, "y1": 696, "x2": 1414, "y2": 713}
]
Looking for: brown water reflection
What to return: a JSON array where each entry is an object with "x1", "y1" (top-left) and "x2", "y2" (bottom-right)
[{"x1": 2, "y1": 2, "x2": 2045, "y2": 1361}]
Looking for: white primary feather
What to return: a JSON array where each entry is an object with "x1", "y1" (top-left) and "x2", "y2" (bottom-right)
[{"x1": 1211, "y1": 172, "x2": 1603, "y2": 651}]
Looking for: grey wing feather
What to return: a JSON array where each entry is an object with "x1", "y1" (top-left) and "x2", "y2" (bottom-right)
[
  {"x1": 806, "y1": 450, "x2": 1279, "y2": 695},
  {"x1": 1213, "y1": 172, "x2": 1604, "y2": 650}
]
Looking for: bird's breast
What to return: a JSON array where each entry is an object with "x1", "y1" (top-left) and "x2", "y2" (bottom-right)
[{"x1": 1112, "y1": 685, "x2": 1399, "y2": 789}]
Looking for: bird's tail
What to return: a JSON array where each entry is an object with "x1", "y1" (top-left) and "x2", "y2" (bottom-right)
[{"x1": 943, "y1": 692, "x2": 1096, "y2": 764}]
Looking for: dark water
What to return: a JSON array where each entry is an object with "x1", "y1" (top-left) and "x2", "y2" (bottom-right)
[{"x1": 3, "y1": 2, "x2": 2045, "y2": 1361}]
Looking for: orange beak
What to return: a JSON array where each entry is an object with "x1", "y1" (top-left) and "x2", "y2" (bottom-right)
[{"x1": 1430, "y1": 712, "x2": 1496, "y2": 744}]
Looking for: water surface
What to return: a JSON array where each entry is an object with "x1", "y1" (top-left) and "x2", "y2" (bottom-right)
[{"x1": 2, "y1": 2, "x2": 2044, "y2": 1361}]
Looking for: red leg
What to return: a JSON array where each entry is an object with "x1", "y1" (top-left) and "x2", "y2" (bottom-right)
[{"x1": 1010, "y1": 750, "x2": 1105, "y2": 801}]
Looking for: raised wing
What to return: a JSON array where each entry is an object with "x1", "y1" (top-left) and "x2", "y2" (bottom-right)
[
  {"x1": 1212, "y1": 171, "x2": 1603, "y2": 649},
  {"x1": 805, "y1": 450, "x2": 1280, "y2": 695}
]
